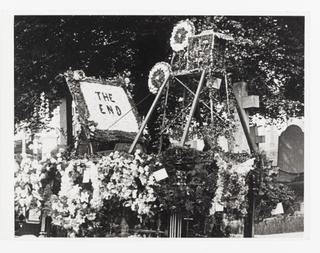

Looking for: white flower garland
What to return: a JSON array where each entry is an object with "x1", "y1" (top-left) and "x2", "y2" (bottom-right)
[
  {"x1": 14, "y1": 156, "x2": 44, "y2": 216},
  {"x1": 148, "y1": 62, "x2": 171, "y2": 94},
  {"x1": 210, "y1": 154, "x2": 255, "y2": 217},
  {"x1": 49, "y1": 151, "x2": 163, "y2": 234},
  {"x1": 210, "y1": 154, "x2": 227, "y2": 215},
  {"x1": 50, "y1": 159, "x2": 101, "y2": 233},
  {"x1": 170, "y1": 19, "x2": 195, "y2": 52},
  {"x1": 97, "y1": 151, "x2": 160, "y2": 220}
]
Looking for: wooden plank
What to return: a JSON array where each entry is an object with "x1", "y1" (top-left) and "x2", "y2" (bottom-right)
[
  {"x1": 66, "y1": 93, "x2": 73, "y2": 147},
  {"x1": 158, "y1": 81, "x2": 170, "y2": 153},
  {"x1": 232, "y1": 82, "x2": 258, "y2": 153},
  {"x1": 244, "y1": 174, "x2": 255, "y2": 237},
  {"x1": 172, "y1": 69, "x2": 201, "y2": 77},
  {"x1": 232, "y1": 82, "x2": 261, "y2": 239},
  {"x1": 180, "y1": 70, "x2": 206, "y2": 146},
  {"x1": 114, "y1": 143, "x2": 144, "y2": 152},
  {"x1": 129, "y1": 75, "x2": 170, "y2": 154}
]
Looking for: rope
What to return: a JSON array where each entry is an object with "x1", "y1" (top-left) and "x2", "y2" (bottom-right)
[
  {"x1": 105, "y1": 93, "x2": 152, "y2": 131},
  {"x1": 173, "y1": 76, "x2": 228, "y2": 123},
  {"x1": 174, "y1": 77, "x2": 195, "y2": 97}
]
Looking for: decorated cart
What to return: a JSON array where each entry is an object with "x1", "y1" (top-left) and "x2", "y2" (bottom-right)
[{"x1": 14, "y1": 19, "x2": 296, "y2": 238}]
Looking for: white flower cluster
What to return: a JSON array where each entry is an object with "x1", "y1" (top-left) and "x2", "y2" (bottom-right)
[
  {"x1": 210, "y1": 154, "x2": 254, "y2": 217},
  {"x1": 210, "y1": 154, "x2": 227, "y2": 215},
  {"x1": 32, "y1": 92, "x2": 50, "y2": 125},
  {"x1": 229, "y1": 158, "x2": 255, "y2": 176},
  {"x1": 14, "y1": 156, "x2": 43, "y2": 215},
  {"x1": 71, "y1": 101, "x2": 82, "y2": 149},
  {"x1": 98, "y1": 151, "x2": 159, "y2": 219},
  {"x1": 49, "y1": 151, "x2": 163, "y2": 234},
  {"x1": 50, "y1": 159, "x2": 100, "y2": 233},
  {"x1": 170, "y1": 19, "x2": 195, "y2": 52},
  {"x1": 15, "y1": 148, "x2": 165, "y2": 235}
]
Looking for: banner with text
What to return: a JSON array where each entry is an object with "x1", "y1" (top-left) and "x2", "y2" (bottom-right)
[{"x1": 80, "y1": 81, "x2": 139, "y2": 133}]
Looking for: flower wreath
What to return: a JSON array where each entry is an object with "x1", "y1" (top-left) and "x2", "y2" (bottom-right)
[
  {"x1": 170, "y1": 19, "x2": 195, "y2": 52},
  {"x1": 49, "y1": 159, "x2": 101, "y2": 234},
  {"x1": 148, "y1": 62, "x2": 172, "y2": 94},
  {"x1": 97, "y1": 151, "x2": 162, "y2": 220}
]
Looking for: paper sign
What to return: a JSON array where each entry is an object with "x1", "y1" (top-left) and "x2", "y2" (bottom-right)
[
  {"x1": 186, "y1": 139, "x2": 205, "y2": 151},
  {"x1": 65, "y1": 71, "x2": 141, "y2": 142},
  {"x1": 82, "y1": 168, "x2": 90, "y2": 183},
  {"x1": 80, "y1": 82, "x2": 139, "y2": 133},
  {"x1": 152, "y1": 168, "x2": 168, "y2": 181},
  {"x1": 210, "y1": 202, "x2": 224, "y2": 215},
  {"x1": 271, "y1": 202, "x2": 284, "y2": 215},
  {"x1": 26, "y1": 208, "x2": 41, "y2": 224},
  {"x1": 215, "y1": 203, "x2": 224, "y2": 212},
  {"x1": 206, "y1": 77, "x2": 222, "y2": 90}
]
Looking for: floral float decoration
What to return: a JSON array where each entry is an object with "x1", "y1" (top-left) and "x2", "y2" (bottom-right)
[
  {"x1": 148, "y1": 62, "x2": 172, "y2": 94},
  {"x1": 47, "y1": 150, "x2": 164, "y2": 236},
  {"x1": 97, "y1": 151, "x2": 162, "y2": 219},
  {"x1": 14, "y1": 150, "x2": 65, "y2": 225},
  {"x1": 170, "y1": 19, "x2": 195, "y2": 52},
  {"x1": 14, "y1": 156, "x2": 43, "y2": 217},
  {"x1": 14, "y1": 148, "x2": 295, "y2": 237},
  {"x1": 210, "y1": 154, "x2": 255, "y2": 218},
  {"x1": 48, "y1": 158, "x2": 101, "y2": 236}
]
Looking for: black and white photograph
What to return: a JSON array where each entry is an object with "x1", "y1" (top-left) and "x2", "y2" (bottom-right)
[
  {"x1": 2, "y1": 2, "x2": 320, "y2": 251},
  {"x1": 11, "y1": 14, "x2": 305, "y2": 239}
]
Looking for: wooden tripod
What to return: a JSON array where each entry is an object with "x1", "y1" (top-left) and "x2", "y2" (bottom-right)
[{"x1": 129, "y1": 69, "x2": 207, "y2": 154}]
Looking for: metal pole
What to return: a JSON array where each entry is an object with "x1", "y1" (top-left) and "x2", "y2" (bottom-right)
[
  {"x1": 174, "y1": 213, "x2": 177, "y2": 237},
  {"x1": 21, "y1": 130, "x2": 26, "y2": 155},
  {"x1": 209, "y1": 91, "x2": 214, "y2": 123},
  {"x1": 244, "y1": 174, "x2": 255, "y2": 237},
  {"x1": 39, "y1": 210, "x2": 47, "y2": 237},
  {"x1": 66, "y1": 93, "x2": 73, "y2": 148},
  {"x1": 180, "y1": 70, "x2": 206, "y2": 146},
  {"x1": 169, "y1": 214, "x2": 172, "y2": 237},
  {"x1": 186, "y1": 220, "x2": 189, "y2": 237},
  {"x1": 158, "y1": 81, "x2": 170, "y2": 154},
  {"x1": 232, "y1": 83, "x2": 258, "y2": 154},
  {"x1": 129, "y1": 75, "x2": 170, "y2": 154},
  {"x1": 232, "y1": 82, "x2": 258, "y2": 238}
]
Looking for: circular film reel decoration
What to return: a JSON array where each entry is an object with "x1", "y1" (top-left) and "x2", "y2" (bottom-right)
[
  {"x1": 170, "y1": 19, "x2": 195, "y2": 52},
  {"x1": 148, "y1": 62, "x2": 172, "y2": 94}
]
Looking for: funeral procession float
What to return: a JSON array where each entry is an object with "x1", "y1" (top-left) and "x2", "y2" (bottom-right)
[{"x1": 14, "y1": 19, "x2": 301, "y2": 238}]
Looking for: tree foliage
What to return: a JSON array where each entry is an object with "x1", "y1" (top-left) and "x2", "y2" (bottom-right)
[
  {"x1": 202, "y1": 16, "x2": 304, "y2": 120},
  {"x1": 15, "y1": 16, "x2": 304, "y2": 133}
]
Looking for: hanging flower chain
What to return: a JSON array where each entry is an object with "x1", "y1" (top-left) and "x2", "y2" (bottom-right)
[{"x1": 210, "y1": 154, "x2": 255, "y2": 218}]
